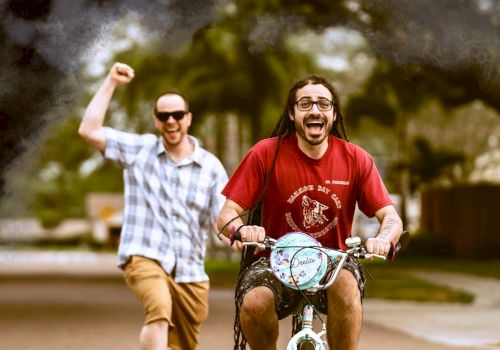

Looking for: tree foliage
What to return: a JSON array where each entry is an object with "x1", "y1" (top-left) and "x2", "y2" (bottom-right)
[
  {"x1": 30, "y1": 117, "x2": 123, "y2": 226},
  {"x1": 392, "y1": 137, "x2": 466, "y2": 193},
  {"x1": 1, "y1": 0, "x2": 498, "y2": 225},
  {"x1": 274, "y1": 0, "x2": 500, "y2": 112}
]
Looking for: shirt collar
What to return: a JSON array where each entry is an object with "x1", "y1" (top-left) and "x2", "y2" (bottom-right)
[{"x1": 155, "y1": 135, "x2": 203, "y2": 166}]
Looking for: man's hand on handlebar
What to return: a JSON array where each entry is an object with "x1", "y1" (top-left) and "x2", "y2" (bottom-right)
[
  {"x1": 358, "y1": 232, "x2": 409, "y2": 262},
  {"x1": 231, "y1": 225, "x2": 267, "y2": 252},
  {"x1": 365, "y1": 236, "x2": 392, "y2": 257},
  {"x1": 238, "y1": 225, "x2": 266, "y2": 243}
]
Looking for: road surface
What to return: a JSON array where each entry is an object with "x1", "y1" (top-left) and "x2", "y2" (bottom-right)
[{"x1": 0, "y1": 274, "x2": 488, "y2": 350}]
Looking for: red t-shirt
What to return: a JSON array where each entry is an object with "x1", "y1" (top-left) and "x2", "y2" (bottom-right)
[{"x1": 222, "y1": 133, "x2": 393, "y2": 250}]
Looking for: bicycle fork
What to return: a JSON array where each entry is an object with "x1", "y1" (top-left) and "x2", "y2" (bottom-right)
[{"x1": 286, "y1": 304, "x2": 327, "y2": 350}]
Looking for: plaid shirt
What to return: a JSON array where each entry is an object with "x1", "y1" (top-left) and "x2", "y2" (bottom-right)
[{"x1": 104, "y1": 127, "x2": 228, "y2": 283}]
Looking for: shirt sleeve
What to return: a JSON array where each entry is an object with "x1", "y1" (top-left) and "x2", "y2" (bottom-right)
[
  {"x1": 221, "y1": 141, "x2": 268, "y2": 210},
  {"x1": 209, "y1": 158, "x2": 229, "y2": 225},
  {"x1": 356, "y1": 148, "x2": 393, "y2": 217},
  {"x1": 104, "y1": 127, "x2": 154, "y2": 167}
]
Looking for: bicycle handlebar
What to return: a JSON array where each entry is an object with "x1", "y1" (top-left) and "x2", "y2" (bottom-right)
[
  {"x1": 233, "y1": 231, "x2": 408, "y2": 261},
  {"x1": 232, "y1": 230, "x2": 409, "y2": 292}
]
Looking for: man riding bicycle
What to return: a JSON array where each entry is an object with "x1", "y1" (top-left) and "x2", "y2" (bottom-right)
[{"x1": 217, "y1": 75, "x2": 403, "y2": 350}]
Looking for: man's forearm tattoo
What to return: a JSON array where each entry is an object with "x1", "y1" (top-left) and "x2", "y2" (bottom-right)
[{"x1": 378, "y1": 216, "x2": 399, "y2": 240}]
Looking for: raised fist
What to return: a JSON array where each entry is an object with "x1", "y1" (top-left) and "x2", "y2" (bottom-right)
[{"x1": 109, "y1": 62, "x2": 135, "y2": 85}]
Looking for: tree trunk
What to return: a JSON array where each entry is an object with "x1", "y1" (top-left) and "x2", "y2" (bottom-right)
[{"x1": 396, "y1": 112, "x2": 410, "y2": 228}]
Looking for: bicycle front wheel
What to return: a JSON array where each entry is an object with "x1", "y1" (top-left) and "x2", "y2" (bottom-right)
[{"x1": 297, "y1": 340, "x2": 316, "y2": 350}]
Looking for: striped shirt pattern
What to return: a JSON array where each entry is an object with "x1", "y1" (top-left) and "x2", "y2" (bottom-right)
[{"x1": 104, "y1": 127, "x2": 228, "y2": 283}]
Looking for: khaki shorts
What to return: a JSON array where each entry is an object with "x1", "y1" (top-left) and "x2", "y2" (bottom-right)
[{"x1": 123, "y1": 255, "x2": 209, "y2": 350}]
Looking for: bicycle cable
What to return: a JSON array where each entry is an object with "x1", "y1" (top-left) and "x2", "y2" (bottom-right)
[
  {"x1": 216, "y1": 211, "x2": 251, "y2": 240},
  {"x1": 287, "y1": 245, "x2": 335, "y2": 325}
]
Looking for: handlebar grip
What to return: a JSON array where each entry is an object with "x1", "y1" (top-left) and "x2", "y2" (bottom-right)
[
  {"x1": 229, "y1": 225, "x2": 244, "y2": 246},
  {"x1": 387, "y1": 241, "x2": 397, "y2": 262},
  {"x1": 387, "y1": 231, "x2": 410, "y2": 262}
]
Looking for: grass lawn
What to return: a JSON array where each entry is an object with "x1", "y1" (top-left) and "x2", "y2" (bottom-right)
[
  {"x1": 362, "y1": 262, "x2": 473, "y2": 303},
  {"x1": 205, "y1": 259, "x2": 241, "y2": 288},
  {"x1": 384, "y1": 256, "x2": 500, "y2": 280},
  {"x1": 205, "y1": 256, "x2": 500, "y2": 304}
]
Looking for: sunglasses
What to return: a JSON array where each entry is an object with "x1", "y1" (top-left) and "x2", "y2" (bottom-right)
[{"x1": 155, "y1": 111, "x2": 187, "y2": 122}]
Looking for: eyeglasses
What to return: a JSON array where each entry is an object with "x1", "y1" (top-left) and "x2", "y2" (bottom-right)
[
  {"x1": 295, "y1": 98, "x2": 333, "y2": 112},
  {"x1": 155, "y1": 111, "x2": 187, "y2": 122}
]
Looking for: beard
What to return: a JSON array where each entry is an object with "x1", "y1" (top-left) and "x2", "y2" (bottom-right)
[
  {"x1": 294, "y1": 116, "x2": 332, "y2": 146},
  {"x1": 161, "y1": 127, "x2": 185, "y2": 148}
]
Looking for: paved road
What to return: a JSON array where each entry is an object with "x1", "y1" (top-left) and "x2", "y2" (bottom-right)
[
  {"x1": 1, "y1": 250, "x2": 499, "y2": 350},
  {"x1": 364, "y1": 271, "x2": 500, "y2": 350},
  {"x1": 199, "y1": 289, "x2": 494, "y2": 350},
  {"x1": 0, "y1": 276, "x2": 472, "y2": 350}
]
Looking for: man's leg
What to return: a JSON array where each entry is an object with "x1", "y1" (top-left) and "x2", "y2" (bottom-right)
[
  {"x1": 167, "y1": 279, "x2": 209, "y2": 350},
  {"x1": 139, "y1": 320, "x2": 168, "y2": 350},
  {"x1": 123, "y1": 256, "x2": 173, "y2": 350},
  {"x1": 326, "y1": 269, "x2": 362, "y2": 350},
  {"x1": 240, "y1": 286, "x2": 279, "y2": 350}
]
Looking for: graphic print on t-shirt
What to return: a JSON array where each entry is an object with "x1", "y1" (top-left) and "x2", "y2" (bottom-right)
[
  {"x1": 285, "y1": 184, "x2": 341, "y2": 239},
  {"x1": 302, "y1": 195, "x2": 328, "y2": 229}
]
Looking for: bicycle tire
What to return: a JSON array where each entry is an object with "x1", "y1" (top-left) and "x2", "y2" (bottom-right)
[{"x1": 297, "y1": 339, "x2": 316, "y2": 350}]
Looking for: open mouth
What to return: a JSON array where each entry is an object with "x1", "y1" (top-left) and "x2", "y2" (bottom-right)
[
  {"x1": 166, "y1": 127, "x2": 180, "y2": 134},
  {"x1": 305, "y1": 119, "x2": 325, "y2": 135}
]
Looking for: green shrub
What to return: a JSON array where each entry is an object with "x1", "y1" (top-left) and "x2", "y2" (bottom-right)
[{"x1": 400, "y1": 231, "x2": 454, "y2": 257}]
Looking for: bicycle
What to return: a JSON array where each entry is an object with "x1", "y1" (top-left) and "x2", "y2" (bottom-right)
[{"x1": 234, "y1": 231, "x2": 409, "y2": 350}]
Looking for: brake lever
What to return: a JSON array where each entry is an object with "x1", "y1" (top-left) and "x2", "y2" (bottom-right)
[
  {"x1": 242, "y1": 237, "x2": 277, "y2": 250},
  {"x1": 347, "y1": 246, "x2": 385, "y2": 260},
  {"x1": 364, "y1": 253, "x2": 387, "y2": 260}
]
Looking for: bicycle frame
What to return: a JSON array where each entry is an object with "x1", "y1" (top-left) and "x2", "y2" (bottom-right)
[
  {"x1": 242, "y1": 232, "x2": 389, "y2": 350},
  {"x1": 280, "y1": 238, "x2": 350, "y2": 350},
  {"x1": 287, "y1": 303, "x2": 326, "y2": 350}
]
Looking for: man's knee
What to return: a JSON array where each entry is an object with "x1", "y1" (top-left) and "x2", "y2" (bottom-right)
[
  {"x1": 143, "y1": 318, "x2": 168, "y2": 330},
  {"x1": 241, "y1": 286, "x2": 275, "y2": 319},
  {"x1": 327, "y1": 270, "x2": 361, "y2": 309},
  {"x1": 240, "y1": 286, "x2": 279, "y2": 345}
]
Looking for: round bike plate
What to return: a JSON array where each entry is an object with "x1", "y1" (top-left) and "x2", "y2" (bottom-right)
[{"x1": 270, "y1": 232, "x2": 327, "y2": 290}]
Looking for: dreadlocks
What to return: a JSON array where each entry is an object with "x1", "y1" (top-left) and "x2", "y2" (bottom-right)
[{"x1": 271, "y1": 74, "x2": 349, "y2": 140}]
